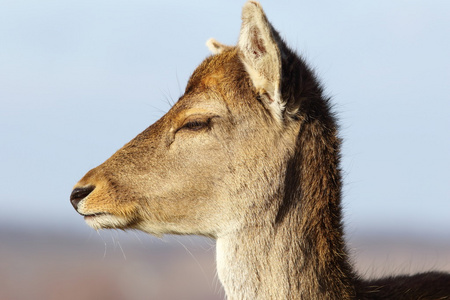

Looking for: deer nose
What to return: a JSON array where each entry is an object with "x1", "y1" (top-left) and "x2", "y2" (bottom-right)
[{"x1": 70, "y1": 186, "x2": 95, "y2": 210}]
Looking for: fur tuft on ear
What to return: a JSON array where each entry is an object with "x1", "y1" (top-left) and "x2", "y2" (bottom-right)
[
  {"x1": 238, "y1": 1, "x2": 284, "y2": 121},
  {"x1": 206, "y1": 38, "x2": 232, "y2": 55}
]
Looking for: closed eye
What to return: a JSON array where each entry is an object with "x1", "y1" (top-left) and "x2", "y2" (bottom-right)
[
  {"x1": 176, "y1": 113, "x2": 220, "y2": 134},
  {"x1": 181, "y1": 120, "x2": 209, "y2": 131}
]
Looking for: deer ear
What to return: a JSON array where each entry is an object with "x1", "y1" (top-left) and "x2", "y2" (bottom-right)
[
  {"x1": 206, "y1": 38, "x2": 232, "y2": 55},
  {"x1": 238, "y1": 1, "x2": 283, "y2": 120}
]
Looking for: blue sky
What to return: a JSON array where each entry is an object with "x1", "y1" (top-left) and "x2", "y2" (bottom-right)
[{"x1": 1, "y1": 0, "x2": 449, "y2": 237}]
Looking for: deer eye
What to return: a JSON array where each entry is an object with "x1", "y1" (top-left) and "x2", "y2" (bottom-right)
[
  {"x1": 181, "y1": 120, "x2": 209, "y2": 131},
  {"x1": 177, "y1": 115, "x2": 214, "y2": 133}
]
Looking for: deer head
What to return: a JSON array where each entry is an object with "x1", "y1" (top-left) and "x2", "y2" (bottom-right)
[{"x1": 71, "y1": 1, "x2": 325, "y2": 240}]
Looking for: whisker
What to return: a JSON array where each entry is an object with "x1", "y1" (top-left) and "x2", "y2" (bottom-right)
[
  {"x1": 116, "y1": 239, "x2": 127, "y2": 260},
  {"x1": 96, "y1": 230, "x2": 107, "y2": 260},
  {"x1": 176, "y1": 239, "x2": 212, "y2": 292}
]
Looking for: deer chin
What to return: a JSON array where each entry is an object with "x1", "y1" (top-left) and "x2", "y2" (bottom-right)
[{"x1": 82, "y1": 213, "x2": 129, "y2": 230}]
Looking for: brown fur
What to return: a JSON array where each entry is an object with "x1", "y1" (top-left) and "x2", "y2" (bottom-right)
[{"x1": 71, "y1": 1, "x2": 450, "y2": 299}]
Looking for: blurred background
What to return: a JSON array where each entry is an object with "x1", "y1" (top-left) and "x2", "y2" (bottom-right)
[{"x1": 1, "y1": 0, "x2": 449, "y2": 299}]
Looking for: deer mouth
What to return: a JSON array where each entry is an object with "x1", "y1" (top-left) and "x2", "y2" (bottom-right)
[
  {"x1": 82, "y1": 212, "x2": 108, "y2": 218},
  {"x1": 81, "y1": 212, "x2": 129, "y2": 230}
]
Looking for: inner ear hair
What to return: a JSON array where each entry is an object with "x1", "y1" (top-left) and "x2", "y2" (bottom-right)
[{"x1": 238, "y1": 1, "x2": 284, "y2": 121}]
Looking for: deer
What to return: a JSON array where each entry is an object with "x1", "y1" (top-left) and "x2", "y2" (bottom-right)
[{"x1": 70, "y1": 1, "x2": 450, "y2": 299}]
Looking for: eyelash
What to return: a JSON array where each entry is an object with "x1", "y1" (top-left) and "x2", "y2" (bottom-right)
[{"x1": 181, "y1": 119, "x2": 209, "y2": 131}]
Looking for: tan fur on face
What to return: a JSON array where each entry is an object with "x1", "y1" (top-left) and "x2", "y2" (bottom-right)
[{"x1": 72, "y1": 47, "x2": 293, "y2": 238}]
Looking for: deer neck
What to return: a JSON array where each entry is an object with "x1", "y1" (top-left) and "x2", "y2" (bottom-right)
[{"x1": 216, "y1": 113, "x2": 358, "y2": 300}]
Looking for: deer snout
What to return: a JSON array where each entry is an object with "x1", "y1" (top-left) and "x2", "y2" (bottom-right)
[{"x1": 70, "y1": 186, "x2": 95, "y2": 210}]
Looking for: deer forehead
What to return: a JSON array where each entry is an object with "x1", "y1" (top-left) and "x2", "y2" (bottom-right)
[{"x1": 170, "y1": 61, "x2": 256, "y2": 124}]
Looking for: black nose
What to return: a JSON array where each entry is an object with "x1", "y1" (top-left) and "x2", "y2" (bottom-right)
[{"x1": 70, "y1": 186, "x2": 95, "y2": 210}]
